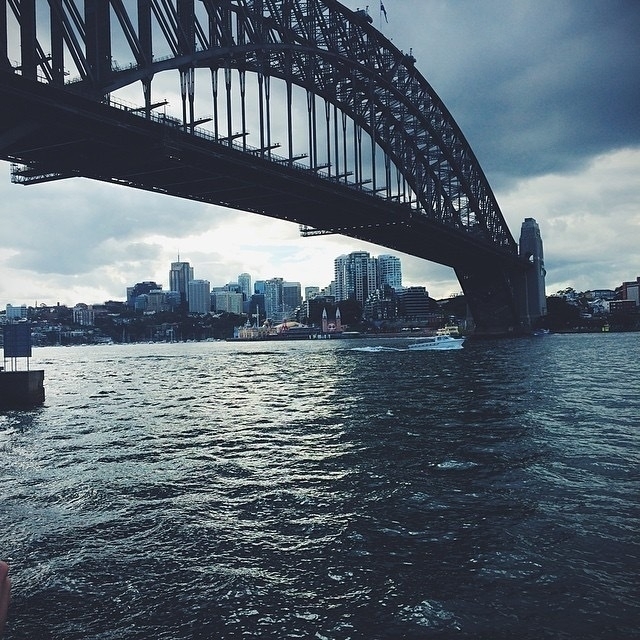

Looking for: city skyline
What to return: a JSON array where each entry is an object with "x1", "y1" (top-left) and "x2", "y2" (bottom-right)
[
  {"x1": 131, "y1": 251, "x2": 404, "y2": 317},
  {"x1": 2, "y1": 234, "x2": 636, "y2": 311},
  {"x1": 1, "y1": 1, "x2": 638, "y2": 308}
]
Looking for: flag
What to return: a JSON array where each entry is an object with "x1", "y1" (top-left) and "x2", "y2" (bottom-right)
[{"x1": 380, "y1": 1, "x2": 388, "y2": 23}]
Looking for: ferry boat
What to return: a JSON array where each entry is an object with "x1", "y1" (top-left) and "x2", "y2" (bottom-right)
[{"x1": 436, "y1": 323, "x2": 461, "y2": 337}]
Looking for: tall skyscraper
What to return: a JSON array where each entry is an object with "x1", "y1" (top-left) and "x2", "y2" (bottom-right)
[
  {"x1": 519, "y1": 218, "x2": 547, "y2": 322},
  {"x1": 282, "y1": 281, "x2": 302, "y2": 314},
  {"x1": 378, "y1": 254, "x2": 402, "y2": 290},
  {"x1": 187, "y1": 279, "x2": 211, "y2": 314},
  {"x1": 169, "y1": 261, "x2": 194, "y2": 303},
  {"x1": 238, "y1": 273, "x2": 252, "y2": 300},
  {"x1": 334, "y1": 251, "x2": 378, "y2": 304},
  {"x1": 263, "y1": 277, "x2": 283, "y2": 321}
]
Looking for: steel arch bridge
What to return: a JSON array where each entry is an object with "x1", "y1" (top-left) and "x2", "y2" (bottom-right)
[{"x1": 0, "y1": 0, "x2": 542, "y2": 333}]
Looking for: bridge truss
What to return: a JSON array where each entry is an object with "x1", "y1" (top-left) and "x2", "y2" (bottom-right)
[{"x1": 0, "y1": 0, "x2": 537, "y2": 332}]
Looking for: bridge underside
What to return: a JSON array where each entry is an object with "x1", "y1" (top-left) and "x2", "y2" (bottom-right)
[{"x1": 0, "y1": 71, "x2": 528, "y2": 333}]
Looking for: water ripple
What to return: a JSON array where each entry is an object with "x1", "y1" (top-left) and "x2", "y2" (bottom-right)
[{"x1": 1, "y1": 335, "x2": 639, "y2": 638}]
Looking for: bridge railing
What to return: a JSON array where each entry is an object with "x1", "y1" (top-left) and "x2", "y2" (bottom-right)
[
  {"x1": 104, "y1": 94, "x2": 407, "y2": 209},
  {"x1": 12, "y1": 53, "x2": 421, "y2": 216}
]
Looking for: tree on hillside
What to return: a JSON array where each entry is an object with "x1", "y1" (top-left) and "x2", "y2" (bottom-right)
[{"x1": 545, "y1": 296, "x2": 581, "y2": 330}]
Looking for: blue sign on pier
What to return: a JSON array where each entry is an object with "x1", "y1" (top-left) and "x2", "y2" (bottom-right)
[{"x1": 3, "y1": 324, "x2": 32, "y2": 358}]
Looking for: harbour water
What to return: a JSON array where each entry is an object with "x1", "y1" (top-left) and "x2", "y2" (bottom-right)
[{"x1": 1, "y1": 333, "x2": 638, "y2": 639}]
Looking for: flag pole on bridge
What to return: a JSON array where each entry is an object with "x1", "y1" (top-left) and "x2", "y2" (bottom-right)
[{"x1": 380, "y1": 1, "x2": 388, "y2": 25}]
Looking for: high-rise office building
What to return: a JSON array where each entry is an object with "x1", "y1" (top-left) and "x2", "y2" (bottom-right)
[
  {"x1": 169, "y1": 261, "x2": 194, "y2": 303},
  {"x1": 261, "y1": 278, "x2": 301, "y2": 321},
  {"x1": 238, "y1": 273, "x2": 252, "y2": 300},
  {"x1": 282, "y1": 281, "x2": 302, "y2": 314},
  {"x1": 6, "y1": 304, "x2": 28, "y2": 320},
  {"x1": 126, "y1": 281, "x2": 163, "y2": 307},
  {"x1": 334, "y1": 251, "x2": 378, "y2": 304},
  {"x1": 263, "y1": 277, "x2": 283, "y2": 321},
  {"x1": 378, "y1": 254, "x2": 402, "y2": 290},
  {"x1": 212, "y1": 291, "x2": 243, "y2": 314},
  {"x1": 188, "y1": 279, "x2": 211, "y2": 314}
]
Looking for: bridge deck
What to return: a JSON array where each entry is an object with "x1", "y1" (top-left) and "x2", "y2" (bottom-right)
[{"x1": 0, "y1": 71, "x2": 523, "y2": 272}]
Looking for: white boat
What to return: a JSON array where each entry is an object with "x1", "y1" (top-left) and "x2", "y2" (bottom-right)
[
  {"x1": 408, "y1": 334, "x2": 465, "y2": 350},
  {"x1": 436, "y1": 323, "x2": 461, "y2": 337}
]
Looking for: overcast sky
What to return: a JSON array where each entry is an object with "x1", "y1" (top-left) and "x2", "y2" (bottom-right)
[{"x1": 1, "y1": 0, "x2": 638, "y2": 307}]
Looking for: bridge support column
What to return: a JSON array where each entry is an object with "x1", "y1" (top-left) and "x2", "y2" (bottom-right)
[
  {"x1": 516, "y1": 217, "x2": 547, "y2": 327},
  {"x1": 456, "y1": 218, "x2": 548, "y2": 335},
  {"x1": 455, "y1": 263, "x2": 523, "y2": 336}
]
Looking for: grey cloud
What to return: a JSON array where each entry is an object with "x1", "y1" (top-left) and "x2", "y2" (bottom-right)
[
  {"x1": 378, "y1": 0, "x2": 640, "y2": 187},
  {"x1": 1, "y1": 173, "x2": 222, "y2": 275}
]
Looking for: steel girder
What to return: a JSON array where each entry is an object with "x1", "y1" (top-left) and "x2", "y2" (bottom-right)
[{"x1": 4, "y1": 0, "x2": 517, "y2": 257}]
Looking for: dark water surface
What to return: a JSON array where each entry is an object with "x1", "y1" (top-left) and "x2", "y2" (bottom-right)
[{"x1": 1, "y1": 333, "x2": 638, "y2": 639}]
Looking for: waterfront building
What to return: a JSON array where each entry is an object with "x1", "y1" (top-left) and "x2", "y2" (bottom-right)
[
  {"x1": 238, "y1": 273, "x2": 252, "y2": 300},
  {"x1": 610, "y1": 299, "x2": 637, "y2": 315},
  {"x1": 132, "y1": 289, "x2": 166, "y2": 313},
  {"x1": 5, "y1": 304, "x2": 27, "y2": 320},
  {"x1": 134, "y1": 295, "x2": 148, "y2": 312},
  {"x1": 364, "y1": 285, "x2": 398, "y2": 321},
  {"x1": 282, "y1": 281, "x2": 302, "y2": 314},
  {"x1": 73, "y1": 304, "x2": 95, "y2": 326},
  {"x1": 397, "y1": 287, "x2": 433, "y2": 320},
  {"x1": 165, "y1": 291, "x2": 182, "y2": 310},
  {"x1": 587, "y1": 298, "x2": 610, "y2": 316},
  {"x1": 126, "y1": 281, "x2": 162, "y2": 308},
  {"x1": 302, "y1": 295, "x2": 336, "y2": 326},
  {"x1": 263, "y1": 278, "x2": 281, "y2": 321},
  {"x1": 334, "y1": 251, "x2": 378, "y2": 304},
  {"x1": 585, "y1": 289, "x2": 616, "y2": 301},
  {"x1": 169, "y1": 261, "x2": 194, "y2": 304},
  {"x1": 145, "y1": 290, "x2": 167, "y2": 313},
  {"x1": 188, "y1": 279, "x2": 211, "y2": 314},
  {"x1": 212, "y1": 291, "x2": 244, "y2": 314},
  {"x1": 616, "y1": 277, "x2": 640, "y2": 306},
  {"x1": 257, "y1": 279, "x2": 301, "y2": 322},
  {"x1": 263, "y1": 278, "x2": 284, "y2": 321},
  {"x1": 378, "y1": 254, "x2": 402, "y2": 290}
]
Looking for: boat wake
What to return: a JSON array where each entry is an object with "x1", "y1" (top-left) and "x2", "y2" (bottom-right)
[
  {"x1": 349, "y1": 345, "x2": 403, "y2": 353},
  {"x1": 350, "y1": 335, "x2": 465, "y2": 353}
]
